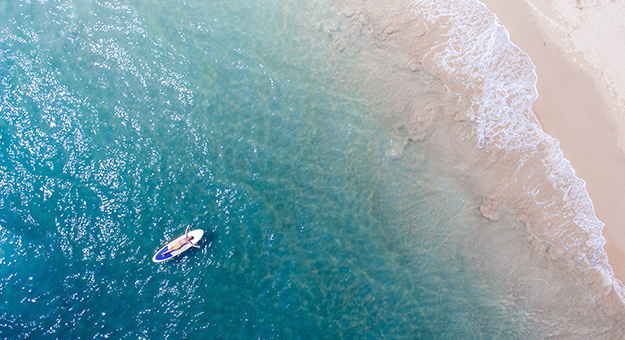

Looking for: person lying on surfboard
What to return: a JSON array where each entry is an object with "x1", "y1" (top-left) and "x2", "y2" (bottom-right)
[{"x1": 161, "y1": 226, "x2": 200, "y2": 256}]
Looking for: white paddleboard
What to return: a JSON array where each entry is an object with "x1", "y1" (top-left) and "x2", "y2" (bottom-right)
[{"x1": 152, "y1": 229, "x2": 204, "y2": 263}]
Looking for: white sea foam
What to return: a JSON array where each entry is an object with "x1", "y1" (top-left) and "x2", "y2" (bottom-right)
[{"x1": 400, "y1": 1, "x2": 625, "y2": 312}]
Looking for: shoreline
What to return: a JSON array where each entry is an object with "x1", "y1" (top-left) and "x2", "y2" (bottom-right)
[{"x1": 479, "y1": 0, "x2": 625, "y2": 283}]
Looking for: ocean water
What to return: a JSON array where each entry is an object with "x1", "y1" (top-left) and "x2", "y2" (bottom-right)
[{"x1": 1, "y1": 0, "x2": 624, "y2": 339}]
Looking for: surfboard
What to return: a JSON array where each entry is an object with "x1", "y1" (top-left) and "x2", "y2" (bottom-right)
[{"x1": 152, "y1": 229, "x2": 204, "y2": 263}]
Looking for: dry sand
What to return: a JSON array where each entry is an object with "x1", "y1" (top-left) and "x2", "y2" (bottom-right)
[{"x1": 479, "y1": 0, "x2": 625, "y2": 282}]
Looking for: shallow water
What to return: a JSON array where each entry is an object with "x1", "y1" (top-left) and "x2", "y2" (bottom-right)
[{"x1": 1, "y1": 0, "x2": 624, "y2": 338}]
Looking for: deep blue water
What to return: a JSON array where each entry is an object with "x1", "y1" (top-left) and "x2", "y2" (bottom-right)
[{"x1": 0, "y1": 0, "x2": 532, "y2": 338}]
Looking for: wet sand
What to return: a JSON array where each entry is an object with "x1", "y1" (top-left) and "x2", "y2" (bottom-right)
[{"x1": 479, "y1": 0, "x2": 625, "y2": 283}]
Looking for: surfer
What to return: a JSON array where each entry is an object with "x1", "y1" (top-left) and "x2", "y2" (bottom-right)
[{"x1": 162, "y1": 226, "x2": 200, "y2": 256}]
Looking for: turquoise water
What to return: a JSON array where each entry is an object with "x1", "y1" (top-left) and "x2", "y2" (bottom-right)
[{"x1": 0, "y1": 0, "x2": 539, "y2": 338}]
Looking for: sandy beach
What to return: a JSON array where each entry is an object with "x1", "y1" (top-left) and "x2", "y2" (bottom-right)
[{"x1": 479, "y1": 0, "x2": 625, "y2": 282}]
